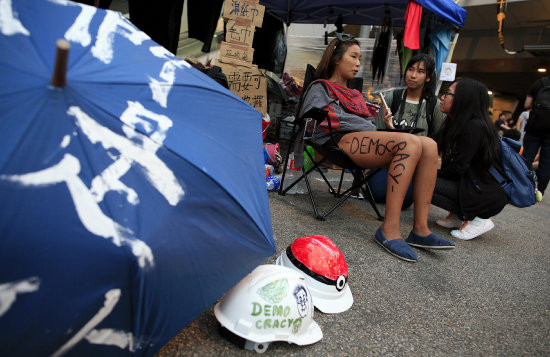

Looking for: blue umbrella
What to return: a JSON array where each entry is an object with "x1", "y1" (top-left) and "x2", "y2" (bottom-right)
[{"x1": 0, "y1": 1, "x2": 275, "y2": 356}]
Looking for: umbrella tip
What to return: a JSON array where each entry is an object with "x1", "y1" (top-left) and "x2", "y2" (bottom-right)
[
  {"x1": 51, "y1": 39, "x2": 71, "y2": 88},
  {"x1": 57, "y1": 39, "x2": 70, "y2": 50}
]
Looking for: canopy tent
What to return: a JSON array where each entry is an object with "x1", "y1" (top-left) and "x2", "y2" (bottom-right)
[
  {"x1": 259, "y1": 0, "x2": 466, "y2": 89},
  {"x1": 259, "y1": 0, "x2": 466, "y2": 27}
]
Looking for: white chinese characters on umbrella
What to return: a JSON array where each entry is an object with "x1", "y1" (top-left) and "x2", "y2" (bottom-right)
[
  {"x1": 1, "y1": 0, "x2": 186, "y2": 269},
  {"x1": 1, "y1": 2, "x2": 189, "y2": 352}
]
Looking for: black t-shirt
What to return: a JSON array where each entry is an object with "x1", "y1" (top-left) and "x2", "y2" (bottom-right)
[{"x1": 528, "y1": 76, "x2": 549, "y2": 100}]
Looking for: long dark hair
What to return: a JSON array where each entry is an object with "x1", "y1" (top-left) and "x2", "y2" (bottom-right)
[
  {"x1": 315, "y1": 37, "x2": 360, "y2": 80},
  {"x1": 406, "y1": 53, "x2": 436, "y2": 100},
  {"x1": 437, "y1": 77, "x2": 501, "y2": 168}
]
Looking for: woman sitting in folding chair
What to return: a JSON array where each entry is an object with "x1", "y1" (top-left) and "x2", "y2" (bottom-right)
[{"x1": 297, "y1": 33, "x2": 455, "y2": 262}]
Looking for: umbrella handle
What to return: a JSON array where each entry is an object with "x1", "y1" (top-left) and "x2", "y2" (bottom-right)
[{"x1": 51, "y1": 39, "x2": 71, "y2": 88}]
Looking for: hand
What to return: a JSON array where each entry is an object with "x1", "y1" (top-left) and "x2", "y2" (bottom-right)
[{"x1": 383, "y1": 106, "x2": 395, "y2": 129}]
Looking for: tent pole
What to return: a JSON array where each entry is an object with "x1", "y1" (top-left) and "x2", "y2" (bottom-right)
[
  {"x1": 435, "y1": 31, "x2": 460, "y2": 96},
  {"x1": 286, "y1": 0, "x2": 291, "y2": 25}
]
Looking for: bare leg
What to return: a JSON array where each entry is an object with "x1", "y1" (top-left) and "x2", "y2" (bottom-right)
[
  {"x1": 411, "y1": 136, "x2": 438, "y2": 236},
  {"x1": 338, "y1": 131, "x2": 422, "y2": 240}
]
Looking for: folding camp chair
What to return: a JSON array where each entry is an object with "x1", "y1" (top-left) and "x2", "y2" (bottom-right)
[{"x1": 278, "y1": 65, "x2": 384, "y2": 221}]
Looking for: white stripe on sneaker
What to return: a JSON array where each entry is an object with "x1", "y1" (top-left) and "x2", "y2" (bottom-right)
[{"x1": 451, "y1": 217, "x2": 495, "y2": 240}]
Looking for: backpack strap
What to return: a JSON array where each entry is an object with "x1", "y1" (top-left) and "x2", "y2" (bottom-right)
[
  {"x1": 425, "y1": 95, "x2": 437, "y2": 136},
  {"x1": 488, "y1": 166, "x2": 509, "y2": 186},
  {"x1": 390, "y1": 88, "x2": 403, "y2": 118}
]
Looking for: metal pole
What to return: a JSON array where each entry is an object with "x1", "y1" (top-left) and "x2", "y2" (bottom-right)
[{"x1": 435, "y1": 31, "x2": 460, "y2": 96}]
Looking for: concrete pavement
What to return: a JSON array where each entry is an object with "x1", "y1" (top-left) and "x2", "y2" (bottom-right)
[{"x1": 156, "y1": 169, "x2": 550, "y2": 356}]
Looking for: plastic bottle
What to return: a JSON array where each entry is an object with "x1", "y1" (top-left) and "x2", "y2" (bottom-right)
[
  {"x1": 266, "y1": 176, "x2": 280, "y2": 191},
  {"x1": 283, "y1": 153, "x2": 298, "y2": 194},
  {"x1": 295, "y1": 175, "x2": 306, "y2": 194},
  {"x1": 284, "y1": 153, "x2": 305, "y2": 194}
]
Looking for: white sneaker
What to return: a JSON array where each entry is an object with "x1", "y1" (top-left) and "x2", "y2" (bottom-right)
[
  {"x1": 451, "y1": 217, "x2": 495, "y2": 240},
  {"x1": 436, "y1": 212, "x2": 462, "y2": 229}
]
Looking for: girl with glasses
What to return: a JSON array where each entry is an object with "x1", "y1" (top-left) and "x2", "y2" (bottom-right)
[{"x1": 433, "y1": 78, "x2": 508, "y2": 240}]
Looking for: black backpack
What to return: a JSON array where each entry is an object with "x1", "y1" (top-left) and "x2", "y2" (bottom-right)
[
  {"x1": 390, "y1": 89, "x2": 437, "y2": 136},
  {"x1": 525, "y1": 77, "x2": 550, "y2": 133}
]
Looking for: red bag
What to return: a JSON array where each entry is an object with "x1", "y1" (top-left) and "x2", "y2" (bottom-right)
[{"x1": 263, "y1": 143, "x2": 280, "y2": 166}]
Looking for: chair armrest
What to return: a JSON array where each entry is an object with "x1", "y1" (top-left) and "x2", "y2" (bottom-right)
[
  {"x1": 300, "y1": 108, "x2": 328, "y2": 142},
  {"x1": 300, "y1": 107, "x2": 328, "y2": 124},
  {"x1": 300, "y1": 107, "x2": 341, "y2": 149}
]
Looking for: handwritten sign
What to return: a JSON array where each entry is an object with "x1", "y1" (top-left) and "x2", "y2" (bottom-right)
[
  {"x1": 226, "y1": 20, "x2": 255, "y2": 47},
  {"x1": 216, "y1": 60, "x2": 267, "y2": 114},
  {"x1": 219, "y1": 0, "x2": 266, "y2": 115},
  {"x1": 223, "y1": 0, "x2": 265, "y2": 27},
  {"x1": 220, "y1": 42, "x2": 254, "y2": 67}
]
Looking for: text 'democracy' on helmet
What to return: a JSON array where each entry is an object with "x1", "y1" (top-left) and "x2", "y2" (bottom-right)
[
  {"x1": 276, "y1": 235, "x2": 353, "y2": 313},
  {"x1": 214, "y1": 265, "x2": 323, "y2": 353}
]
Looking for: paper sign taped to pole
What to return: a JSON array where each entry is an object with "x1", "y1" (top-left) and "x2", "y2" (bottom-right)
[{"x1": 440, "y1": 63, "x2": 457, "y2": 81}]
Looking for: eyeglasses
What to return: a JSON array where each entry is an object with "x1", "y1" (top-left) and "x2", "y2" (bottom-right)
[
  {"x1": 443, "y1": 91, "x2": 455, "y2": 97},
  {"x1": 333, "y1": 33, "x2": 355, "y2": 50}
]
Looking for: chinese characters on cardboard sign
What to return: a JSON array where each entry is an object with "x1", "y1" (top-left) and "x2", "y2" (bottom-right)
[
  {"x1": 222, "y1": 0, "x2": 265, "y2": 27},
  {"x1": 218, "y1": 0, "x2": 266, "y2": 114},
  {"x1": 219, "y1": 42, "x2": 254, "y2": 67},
  {"x1": 216, "y1": 61, "x2": 267, "y2": 114},
  {"x1": 226, "y1": 20, "x2": 255, "y2": 47}
]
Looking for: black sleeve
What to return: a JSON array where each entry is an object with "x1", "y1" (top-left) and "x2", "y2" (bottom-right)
[
  {"x1": 438, "y1": 122, "x2": 482, "y2": 179},
  {"x1": 528, "y1": 77, "x2": 544, "y2": 99}
]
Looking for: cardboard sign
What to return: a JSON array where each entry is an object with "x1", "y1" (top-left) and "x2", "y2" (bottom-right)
[
  {"x1": 216, "y1": 60, "x2": 267, "y2": 114},
  {"x1": 219, "y1": 41, "x2": 254, "y2": 67},
  {"x1": 223, "y1": 0, "x2": 265, "y2": 27},
  {"x1": 226, "y1": 20, "x2": 256, "y2": 47}
]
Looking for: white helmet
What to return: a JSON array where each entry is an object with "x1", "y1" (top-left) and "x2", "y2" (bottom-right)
[
  {"x1": 276, "y1": 235, "x2": 353, "y2": 314},
  {"x1": 214, "y1": 264, "x2": 323, "y2": 353}
]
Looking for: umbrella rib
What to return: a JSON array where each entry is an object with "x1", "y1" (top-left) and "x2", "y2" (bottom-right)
[{"x1": 0, "y1": 92, "x2": 54, "y2": 174}]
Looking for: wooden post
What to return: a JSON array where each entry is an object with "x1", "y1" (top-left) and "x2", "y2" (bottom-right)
[{"x1": 50, "y1": 39, "x2": 71, "y2": 88}]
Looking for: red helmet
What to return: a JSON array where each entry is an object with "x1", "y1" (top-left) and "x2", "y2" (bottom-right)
[{"x1": 276, "y1": 235, "x2": 353, "y2": 313}]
